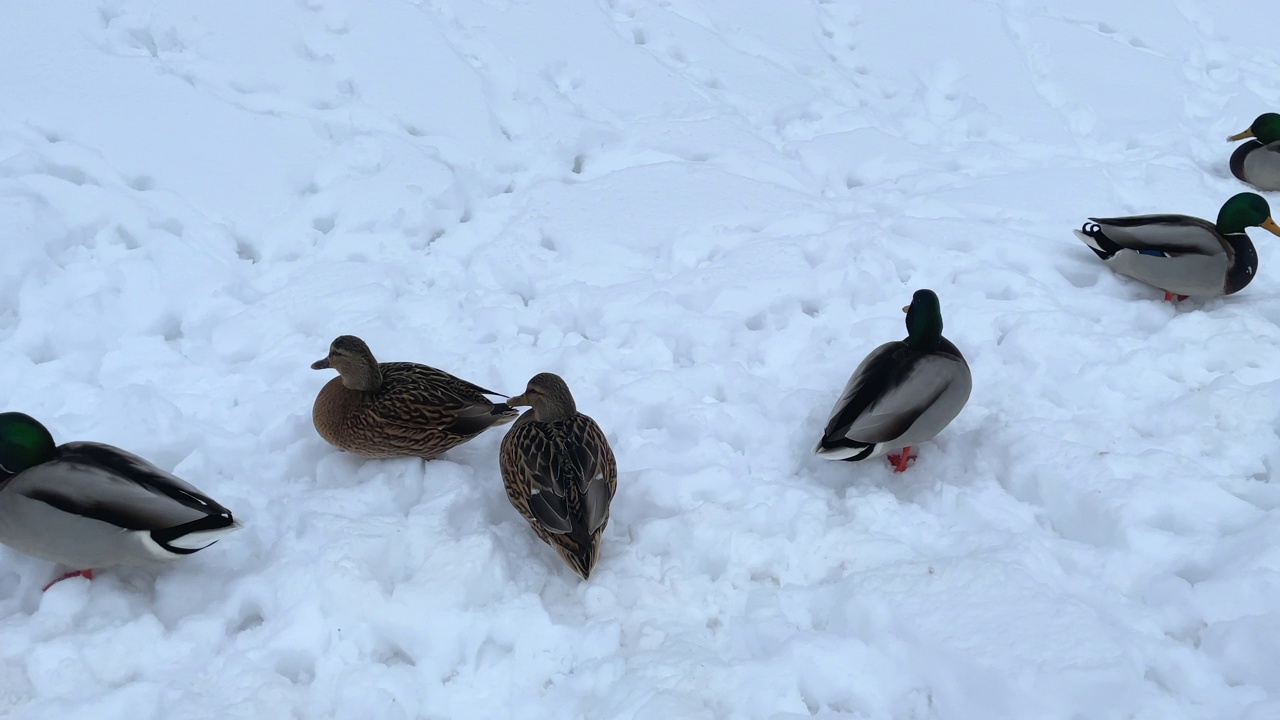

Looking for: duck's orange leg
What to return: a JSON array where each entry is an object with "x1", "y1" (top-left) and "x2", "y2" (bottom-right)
[
  {"x1": 43, "y1": 569, "x2": 93, "y2": 591},
  {"x1": 886, "y1": 447, "x2": 914, "y2": 473}
]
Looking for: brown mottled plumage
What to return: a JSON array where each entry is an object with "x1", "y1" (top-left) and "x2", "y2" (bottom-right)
[
  {"x1": 499, "y1": 373, "x2": 617, "y2": 579},
  {"x1": 311, "y1": 335, "x2": 517, "y2": 459}
]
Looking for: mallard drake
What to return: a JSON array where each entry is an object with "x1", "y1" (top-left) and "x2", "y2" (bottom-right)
[
  {"x1": 0, "y1": 412, "x2": 241, "y2": 590},
  {"x1": 499, "y1": 373, "x2": 617, "y2": 579},
  {"x1": 814, "y1": 289, "x2": 971, "y2": 472},
  {"x1": 311, "y1": 335, "x2": 518, "y2": 459},
  {"x1": 1228, "y1": 113, "x2": 1280, "y2": 192},
  {"x1": 1073, "y1": 192, "x2": 1280, "y2": 301}
]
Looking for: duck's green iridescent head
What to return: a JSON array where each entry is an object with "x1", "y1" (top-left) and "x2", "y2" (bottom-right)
[
  {"x1": 1216, "y1": 192, "x2": 1280, "y2": 237},
  {"x1": 0, "y1": 412, "x2": 56, "y2": 479},
  {"x1": 1228, "y1": 113, "x2": 1280, "y2": 145},
  {"x1": 904, "y1": 289, "x2": 944, "y2": 351}
]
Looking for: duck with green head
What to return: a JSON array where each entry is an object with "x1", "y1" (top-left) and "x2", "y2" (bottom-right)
[
  {"x1": 1074, "y1": 192, "x2": 1280, "y2": 301},
  {"x1": 814, "y1": 289, "x2": 972, "y2": 472},
  {"x1": 1228, "y1": 113, "x2": 1280, "y2": 192},
  {"x1": 0, "y1": 412, "x2": 240, "y2": 590}
]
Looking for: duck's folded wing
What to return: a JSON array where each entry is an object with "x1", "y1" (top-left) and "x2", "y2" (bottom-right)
[
  {"x1": 563, "y1": 417, "x2": 616, "y2": 535},
  {"x1": 821, "y1": 342, "x2": 906, "y2": 444},
  {"x1": 503, "y1": 418, "x2": 616, "y2": 536},
  {"x1": 504, "y1": 423, "x2": 573, "y2": 534},
  {"x1": 824, "y1": 351, "x2": 958, "y2": 445},
  {"x1": 1088, "y1": 214, "x2": 1222, "y2": 255},
  {"x1": 374, "y1": 364, "x2": 512, "y2": 430},
  {"x1": 438, "y1": 402, "x2": 517, "y2": 435},
  {"x1": 17, "y1": 442, "x2": 231, "y2": 531}
]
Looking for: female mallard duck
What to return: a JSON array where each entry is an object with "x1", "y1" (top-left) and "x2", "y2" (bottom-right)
[
  {"x1": 1073, "y1": 192, "x2": 1280, "y2": 301},
  {"x1": 311, "y1": 335, "x2": 518, "y2": 459},
  {"x1": 499, "y1": 373, "x2": 617, "y2": 579},
  {"x1": 1228, "y1": 113, "x2": 1280, "y2": 191},
  {"x1": 0, "y1": 412, "x2": 241, "y2": 590},
  {"x1": 814, "y1": 289, "x2": 971, "y2": 472}
]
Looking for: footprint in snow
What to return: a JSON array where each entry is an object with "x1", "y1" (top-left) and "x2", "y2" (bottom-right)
[{"x1": 312, "y1": 215, "x2": 337, "y2": 235}]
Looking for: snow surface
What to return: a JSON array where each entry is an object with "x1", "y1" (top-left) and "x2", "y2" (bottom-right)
[{"x1": 2, "y1": 0, "x2": 1280, "y2": 718}]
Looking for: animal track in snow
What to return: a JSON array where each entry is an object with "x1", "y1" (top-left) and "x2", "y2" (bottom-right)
[
  {"x1": 998, "y1": 0, "x2": 1093, "y2": 141},
  {"x1": 235, "y1": 236, "x2": 260, "y2": 263},
  {"x1": 1085, "y1": 21, "x2": 1158, "y2": 53},
  {"x1": 114, "y1": 226, "x2": 140, "y2": 249},
  {"x1": 312, "y1": 215, "x2": 337, "y2": 235},
  {"x1": 40, "y1": 162, "x2": 96, "y2": 187},
  {"x1": 815, "y1": 0, "x2": 872, "y2": 90},
  {"x1": 232, "y1": 606, "x2": 265, "y2": 634},
  {"x1": 152, "y1": 217, "x2": 184, "y2": 236}
]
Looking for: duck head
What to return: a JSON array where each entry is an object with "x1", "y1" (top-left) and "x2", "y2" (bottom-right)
[
  {"x1": 506, "y1": 373, "x2": 578, "y2": 422},
  {"x1": 312, "y1": 335, "x2": 384, "y2": 392}
]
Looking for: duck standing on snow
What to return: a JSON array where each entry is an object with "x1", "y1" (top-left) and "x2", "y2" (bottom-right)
[
  {"x1": 1228, "y1": 113, "x2": 1280, "y2": 192},
  {"x1": 0, "y1": 412, "x2": 241, "y2": 590},
  {"x1": 499, "y1": 373, "x2": 617, "y2": 579},
  {"x1": 1073, "y1": 192, "x2": 1280, "y2": 301},
  {"x1": 814, "y1": 290, "x2": 971, "y2": 473},
  {"x1": 311, "y1": 335, "x2": 518, "y2": 459}
]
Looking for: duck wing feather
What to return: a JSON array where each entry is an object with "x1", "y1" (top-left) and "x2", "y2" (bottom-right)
[
  {"x1": 370, "y1": 363, "x2": 512, "y2": 432},
  {"x1": 502, "y1": 415, "x2": 616, "y2": 536},
  {"x1": 822, "y1": 340, "x2": 966, "y2": 446},
  {"x1": 16, "y1": 441, "x2": 233, "y2": 531},
  {"x1": 1087, "y1": 214, "x2": 1225, "y2": 256}
]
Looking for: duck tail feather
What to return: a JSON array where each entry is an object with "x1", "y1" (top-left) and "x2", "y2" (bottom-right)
[{"x1": 1075, "y1": 223, "x2": 1119, "y2": 259}]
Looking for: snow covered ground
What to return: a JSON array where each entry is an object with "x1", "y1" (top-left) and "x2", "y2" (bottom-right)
[{"x1": 2, "y1": 0, "x2": 1280, "y2": 717}]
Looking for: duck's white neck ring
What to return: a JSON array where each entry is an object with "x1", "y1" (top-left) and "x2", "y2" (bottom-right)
[{"x1": 0, "y1": 461, "x2": 12, "y2": 474}]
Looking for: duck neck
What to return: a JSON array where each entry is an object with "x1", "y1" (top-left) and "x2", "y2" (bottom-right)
[
  {"x1": 342, "y1": 360, "x2": 383, "y2": 392},
  {"x1": 1224, "y1": 234, "x2": 1259, "y2": 294},
  {"x1": 534, "y1": 403, "x2": 575, "y2": 423},
  {"x1": 533, "y1": 392, "x2": 577, "y2": 422},
  {"x1": 905, "y1": 306, "x2": 944, "y2": 352}
]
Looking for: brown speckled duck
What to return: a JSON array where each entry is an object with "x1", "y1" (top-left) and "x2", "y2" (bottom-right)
[
  {"x1": 499, "y1": 373, "x2": 616, "y2": 579},
  {"x1": 311, "y1": 335, "x2": 517, "y2": 459}
]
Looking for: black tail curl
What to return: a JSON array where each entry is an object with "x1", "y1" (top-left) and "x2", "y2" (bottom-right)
[{"x1": 1078, "y1": 222, "x2": 1120, "y2": 259}]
